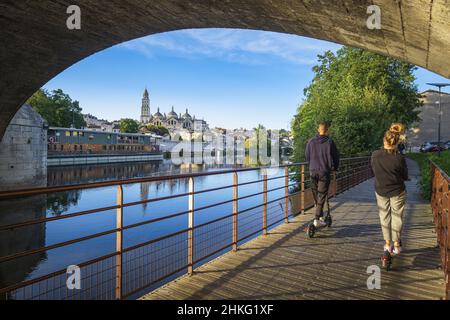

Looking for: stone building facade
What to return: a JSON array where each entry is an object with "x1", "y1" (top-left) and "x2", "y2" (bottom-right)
[{"x1": 408, "y1": 90, "x2": 450, "y2": 148}]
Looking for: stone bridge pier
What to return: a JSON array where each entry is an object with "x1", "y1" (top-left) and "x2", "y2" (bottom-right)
[{"x1": 0, "y1": 105, "x2": 47, "y2": 191}]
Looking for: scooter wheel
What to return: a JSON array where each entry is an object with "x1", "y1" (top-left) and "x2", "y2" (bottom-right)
[
  {"x1": 307, "y1": 224, "x2": 316, "y2": 238},
  {"x1": 381, "y1": 252, "x2": 392, "y2": 271},
  {"x1": 326, "y1": 216, "x2": 333, "y2": 228}
]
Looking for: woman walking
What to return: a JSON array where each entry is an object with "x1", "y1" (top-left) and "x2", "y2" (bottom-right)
[{"x1": 371, "y1": 123, "x2": 408, "y2": 257}]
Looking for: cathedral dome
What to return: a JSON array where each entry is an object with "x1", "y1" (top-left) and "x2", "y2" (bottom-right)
[
  {"x1": 153, "y1": 107, "x2": 163, "y2": 119},
  {"x1": 182, "y1": 108, "x2": 192, "y2": 120},
  {"x1": 167, "y1": 106, "x2": 178, "y2": 119}
]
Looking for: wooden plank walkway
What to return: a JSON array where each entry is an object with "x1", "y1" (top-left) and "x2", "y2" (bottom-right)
[{"x1": 141, "y1": 160, "x2": 446, "y2": 300}]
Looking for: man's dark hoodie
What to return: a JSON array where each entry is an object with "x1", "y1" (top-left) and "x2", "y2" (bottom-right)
[{"x1": 305, "y1": 134, "x2": 340, "y2": 174}]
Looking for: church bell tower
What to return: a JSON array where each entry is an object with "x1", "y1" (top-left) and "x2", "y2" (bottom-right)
[{"x1": 140, "y1": 88, "x2": 151, "y2": 124}]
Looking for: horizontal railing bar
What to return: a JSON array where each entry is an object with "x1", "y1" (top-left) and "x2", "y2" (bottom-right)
[
  {"x1": 430, "y1": 160, "x2": 450, "y2": 181},
  {"x1": 0, "y1": 204, "x2": 119, "y2": 231},
  {"x1": 0, "y1": 180, "x2": 299, "y2": 232},
  {"x1": 0, "y1": 191, "x2": 296, "y2": 263},
  {"x1": 193, "y1": 242, "x2": 233, "y2": 265},
  {"x1": 237, "y1": 227, "x2": 263, "y2": 243},
  {"x1": 122, "y1": 264, "x2": 188, "y2": 300},
  {"x1": 123, "y1": 210, "x2": 190, "y2": 231},
  {"x1": 0, "y1": 227, "x2": 120, "y2": 264},
  {"x1": 0, "y1": 157, "x2": 369, "y2": 200},
  {"x1": 0, "y1": 250, "x2": 119, "y2": 293},
  {"x1": 195, "y1": 213, "x2": 234, "y2": 229},
  {"x1": 0, "y1": 163, "x2": 311, "y2": 199},
  {"x1": 122, "y1": 228, "x2": 190, "y2": 254}
]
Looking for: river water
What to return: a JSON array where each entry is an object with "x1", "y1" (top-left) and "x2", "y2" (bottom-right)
[{"x1": 0, "y1": 158, "x2": 293, "y2": 299}]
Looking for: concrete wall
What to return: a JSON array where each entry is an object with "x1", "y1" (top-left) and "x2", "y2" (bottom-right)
[
  {"x1": 47, "y1": 153, "x2": 163, "y2": 166},
  {"x1": 409, "y1": 90, "x2": 450, "y2": 147},
  {"x1": 0, "y1": 105, "x2": 47, "y2": 191}
]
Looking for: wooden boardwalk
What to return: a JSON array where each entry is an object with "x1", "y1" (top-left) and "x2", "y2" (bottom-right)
[{"x1": 141, "y1": 160, "x2": 445, "y2": 300}]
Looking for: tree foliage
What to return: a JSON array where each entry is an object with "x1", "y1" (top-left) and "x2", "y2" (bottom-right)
[
  {"x1": 27, "y1": 89, "x2": 86, "y2": 128},
  {"x1": 292, "y1": 47, "x2": 422, "y2": 160},
  {"x1": 146, "y1": 124, "x2": 170, "y2": 136},
  {"x1": 119, "y1": 118, "x2": 139, "y2": 133}
]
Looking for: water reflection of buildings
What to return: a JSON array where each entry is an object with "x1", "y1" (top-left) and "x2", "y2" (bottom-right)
[
  {"x1": 0, "y1": 195, "x2": 47, "y2": 296},
  {"x1": 47, "y1": 160, "x2": 185, "y2": 187}
]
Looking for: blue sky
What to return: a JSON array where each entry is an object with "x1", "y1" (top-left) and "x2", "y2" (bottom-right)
[{"x1": 44, "y1": 28, "x2": 450, "y2": 130}]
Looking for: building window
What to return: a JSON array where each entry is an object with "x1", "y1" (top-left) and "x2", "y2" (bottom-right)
[
  {"x1": 73, "y1": 132, "x2": 78, "y2": 137},
  {"x1": 102, "y1": 145, "x2": 107, "y2": 151},
  {"x1": 60, "y1": 145, "x2": 64, "y2": 151},
  {"x1": 65, "y1": 131, "x2": 70, "y2": 137},
  {"x1": 74, "y1": 145, "x2": 78, "y2": 151}
]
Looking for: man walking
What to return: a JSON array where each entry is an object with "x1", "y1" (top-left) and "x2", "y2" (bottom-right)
[{"x1": 305, "y1": 122, "x2": 340, "y2": 227}]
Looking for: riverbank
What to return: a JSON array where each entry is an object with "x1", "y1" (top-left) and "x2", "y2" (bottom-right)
[
  {"x1": 406, "y1": 151, "x2": 450, "y2": 199},
  {"x1": 47, "y1": 152, "x2": 164, "y2": 166}
]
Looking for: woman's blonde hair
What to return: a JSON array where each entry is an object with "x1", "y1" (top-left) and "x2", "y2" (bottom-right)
[{"x1": 384, "y1": 123, "x2": 405, "y2": 149}]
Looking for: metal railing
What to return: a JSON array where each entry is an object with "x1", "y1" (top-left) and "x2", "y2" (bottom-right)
[
  {"x1": 0, "y1": 156, "x2": 373, "y2": 300},
  {"x1": 430, "y1": 160, "x2": 450, "y2": 300}
]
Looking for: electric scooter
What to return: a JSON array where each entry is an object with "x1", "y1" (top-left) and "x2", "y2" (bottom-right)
[
  {"x1": 381, "y1": 249, "x2": 392, "y2": 271},
  {"x1": 381, "y1": 241, "x2": 401, "y2": 271},
  {"x1": 306, "y1": 194, "x2": 332, "y2": 238}
]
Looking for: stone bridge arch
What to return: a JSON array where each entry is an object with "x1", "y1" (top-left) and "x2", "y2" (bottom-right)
[{"x1": 1, "y1": 0, "x2": 449, "y2": 138}]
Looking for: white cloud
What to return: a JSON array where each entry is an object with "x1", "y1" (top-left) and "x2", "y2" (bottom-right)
[{"x1": 119, "y1": 28, "x2": 341, "y2": 65}]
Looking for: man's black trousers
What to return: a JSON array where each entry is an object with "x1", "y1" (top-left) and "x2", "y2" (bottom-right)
[{"x1": 310, "y1": 171, "x2": 331, "y2": 219}]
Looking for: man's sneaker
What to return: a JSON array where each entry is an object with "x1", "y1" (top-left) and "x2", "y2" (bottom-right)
[{"x1": 313, "y1": 218, "x2": 327, "y2": 227}]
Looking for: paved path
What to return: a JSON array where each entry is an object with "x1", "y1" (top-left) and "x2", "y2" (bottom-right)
[{"x1": 141, "y1": 160, "x2": 445, "y2": 300}]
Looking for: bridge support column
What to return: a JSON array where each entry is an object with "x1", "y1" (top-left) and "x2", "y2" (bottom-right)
[{"x1": 0, "y1": 105, "x2": 47, "y2": 191}]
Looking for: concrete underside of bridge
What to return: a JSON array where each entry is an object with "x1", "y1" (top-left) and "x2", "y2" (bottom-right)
[{"x1": 1, "y1": 0, "x2": 450, "y2": 138}]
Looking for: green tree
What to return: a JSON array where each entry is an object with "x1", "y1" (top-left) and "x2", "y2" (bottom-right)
[
  {"x1": 27, "y1": 89, "x2": 86, "y2": 128},
  {"x1": 292, "y1": 47, "x2": 422, "y2": 160},
  {"x1": 146, "y1": 124, "x2": 170, "y2": 136},
  {"x1": 119, "y1": 118, "x2": 139, "y2": 133}
]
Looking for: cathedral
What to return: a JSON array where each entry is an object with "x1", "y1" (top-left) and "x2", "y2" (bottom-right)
[{"x1": 140, "y1": 88, "x2": 208, "y2": 132}]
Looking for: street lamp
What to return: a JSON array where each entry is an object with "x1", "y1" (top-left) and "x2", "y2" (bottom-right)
[{"x1": 426, "y1": 82, "x2": 450, "y2": 156}]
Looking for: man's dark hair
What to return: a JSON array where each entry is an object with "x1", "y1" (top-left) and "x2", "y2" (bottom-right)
[{"x1": 318, "y1": 121, "x2": 331, "y2": 130}]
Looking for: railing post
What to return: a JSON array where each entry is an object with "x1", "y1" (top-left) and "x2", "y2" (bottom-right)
[
  {"x1": 188, "y1": 177, "x2": 195, "y2": 276},
  {"x1": 263, "y1": 170, "x2": 268, "y2": 235},
  {"x1": 115, "y1": 185, "x2": 123, "y2": 300},
  {"x1": 301, "y1": 164, "x2": 305, "y2": 215},
  {"x1": 233, "y1": 172, "x2": 238, "y2": 252},
  {"x1": 284, "y1": 166, "x2": 289, "y2": 223}
]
